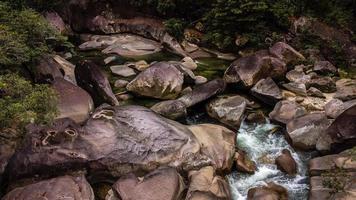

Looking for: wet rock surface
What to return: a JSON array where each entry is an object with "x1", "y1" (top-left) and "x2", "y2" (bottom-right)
[
  {"x1": 247, "y1": 182, "x2": 288, "y2": 200},
  {"x1": 275, "y1": 149, "x2": 297, "y2": 176},
  {"x1": 5, "y1": 106, "x2": 207, "y2": 181}
]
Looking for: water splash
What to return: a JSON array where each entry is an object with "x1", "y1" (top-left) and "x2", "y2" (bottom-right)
[{"x1": 228, "y1": 120, "x2": 310, "y2": 200}]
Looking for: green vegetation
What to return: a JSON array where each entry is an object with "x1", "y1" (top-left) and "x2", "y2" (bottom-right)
[
  {"x1": 130, "y1": 0, "x2": 356, "y2": 50},
  {"x1": 0, "y1": 2, "x2": 64, "y2": 69},
  {"x1": 0, "y1": 74, "x2": 58, "y2": 133},
  {"x1": 322, "y1": 169, "x2": 347, "y2": 194}
]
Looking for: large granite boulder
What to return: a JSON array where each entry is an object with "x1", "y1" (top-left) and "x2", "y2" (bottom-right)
[
  {"x1": 325, "y1": 99, "x2": 356, "y2": 119},
  {"x1": 334, "y1": 79, "x2": 356, "y2": 101},
  {"x1": 234, "y1": 150, "x2": 257, "y2": 174},
  {"x1": 5, "y1": 106, "x2": 208, "y2": 181},
  {"x1": 313, "y1": 61, "x2": 337, "y2": 75},
  {"x1": 206, "y1": 95, "x2": 248, "y2": 129},
  {"x1": 127, "y1": 62, "x2": 184, "y2": 99},
  {"x1": 185, "y1": 166, "x2": 231, "y2": 200},
  {"x1": 286, "y1": 70, "x2": 311, "y2": 84},
  {"x1": 286, "y1": 113, "x2": 331, "y2": 150},
  {"x1": 111, "y1": 167, "x2": 185, "y2": 200},
  {"x1": 224, "y1": 50, "x2": 286, "y2": 87},
  {"x1": 316, "y1": 105, "x2": 356, "y2": 153},
  {"x1": 247, "y1": 182, "x2": 288, "y2": 200},
  {"x1": 52, "y1": 78, "x2": 94, "y2": 124},
  {"x1": 2, "y1": 175, "x2": 94, "y2": 200},
  {"x1": 187, "y1": 124, "x2": 236, "y2": 173},
  {"x1": 269, "y1": 100, "x2": 307, "y2": 125},
  {"x1": 75, "y1": 60, "x2": 119, "y2": 106},
  {"x1": 250, "y1": 77, "x2": 283, "y2": 106}
]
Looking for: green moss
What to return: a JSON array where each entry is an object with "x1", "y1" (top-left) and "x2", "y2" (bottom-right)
[{"x1": 321, "y1": 169, "x2": 347, "y2": 194}]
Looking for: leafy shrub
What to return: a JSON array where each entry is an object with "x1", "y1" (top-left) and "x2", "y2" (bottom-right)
[
  {"x1": 0, "y1": 73, "x2": 58, "y2": 132},
  {"x1": 164, "y1": 18, "x2": 186, "y2": 40},
  {"x1": 0, "y1": 2, "x2": 65, "y2": 68}
]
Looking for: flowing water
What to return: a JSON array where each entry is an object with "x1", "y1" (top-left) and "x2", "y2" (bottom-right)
[{"x1": 228, "y1": 119, "x2": 311, "y2": 200}]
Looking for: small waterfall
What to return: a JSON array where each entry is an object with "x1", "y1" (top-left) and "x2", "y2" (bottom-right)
[{"x1": 228, "y1": 119, "x2": 310, "y2": 200}]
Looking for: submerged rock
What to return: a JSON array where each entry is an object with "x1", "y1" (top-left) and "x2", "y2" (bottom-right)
[
  {"x1": 127, "y1": 62, "x2": 184, "y2": 99},
  {"x1": 206, "y1": 95, "x2": 248, "y2": 129},
  {"x1": 275, "y1": 149, "x2": 297, "y2": 176},
  {"x1": 112, "y1": 167, "x2": 185, "y2": 200},
  {"x1": 52, "y1": 78, "x2": 94, "y2": 124},
  {"x1": 250, "y1": 77, "x2": 282, "y2": 106},
  {"x1": 186, "y1": 166, "x2": 231, "y2": 200},
  {"x1": 75, "y1": 60, "x2": 119, "y2": 106},
  {"x1": 6, "y1": 106, "x2": 208, "y2": 181},
  {"x1": 188, "y1": 124, "x2": 236, "y2": 172},
  {"x1": 2, "y1": 175, "x2": 94, "y2": 200},
  {"x1": 234, "y1": 151, "x2": 257, "y2": 174}
]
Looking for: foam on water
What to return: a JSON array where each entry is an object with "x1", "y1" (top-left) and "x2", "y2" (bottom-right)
[{"x1": 228, "y1": 119, "x2": 310, "y2": 200}]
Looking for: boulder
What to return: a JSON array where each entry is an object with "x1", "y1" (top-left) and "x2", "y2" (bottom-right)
[
  {"x1": 0, "y1": 129, "x2": 22, "y2": 179},
  {"x1": 151, "y1": 100, "x2": 187, "y2": 120},
  {"x1": 282, "y1": 82, "x2": 307, "y2": 96},
  {"x1": 269, "y1": 100, "x2": 307, "y2": 124},
  {"x1": 306, "y1": 76, "x2": 336, "y2": 93},
  {"x1": 334, "y1": 79, "x2": 356, "y2": 101},
  {"x1": 52, "y1": 55, "x2": 77, "y2": 85},
  {"x1": 114, "y1": 80, "x2": 129, "y2": 88},
  {"x1": 313, "y1": 61, "x2": 337, "y2": 74},
  {"x1": 250, "y1": 77, "x2": 283, "y2": 106},
  {"x1": 286, "y1": 70, "x2": 311, "y2": 84},
  {"x1": 2, "y1": 175, "x2": 94, "y2": 200},
  {"x1": 6, "y1": 106, "x2": 208, "y2": 181},
  {"x1": 75, "y1": 60, "x2": 119, "y2": 106},
  {"x1": 324, "y1": 99, "x2": 345, "y2": 119},
  {"x1": 179, "y1": 79, "x2": 226, "y2": 107},
  {"x1": 269, "y1": 42, "x2": 305, "y2": 64},
  {"x1": 275, "y1": 149, "x2": 297, "y2": 176},
  {"x1": 52, "y1": 78, "x2": 94, "y2": 124},
  {"x1": 112, "y1": 167, "x2": 185, "y2": 200},
  {"x1": 247, "y1": 182, "x2": 288, "y2": 200},
  {"x1": 181, "y1": 57, "x2": 198, "y2": 70},
  {"x1": 224, "y1": 50, "x2": 287, "y2": 87},
  {"x1": 307, "y1": 87, "x2": 325, "y2": 98},
  {"x1": 187, "y1": 124, "x2": 236, "y2": 172},
  {"x1": 44, "y1": 12, "x2": 69, "y2": 34},
  {"x1": 234, "y1": 151, "x2": 257, "y2": 174},
  {"x1": 316, "y1": 105, "x2": 356, "y2": 152},
  {"x1": 206, "y1": 95, "x2": 248, "y2": 129},
  {"x1": 186, "y1": 166, "x2": 231, "y2": 200},
  {"x1": 127, "y1": 62, "x2": 184, "y2": 99},
  {"x1": 195, "y1": 76, "x2": 208, "y2": 85},
  {"x1": 80, "y1": 34, "x2": 163, "y2": 57},
  {"x1": 286, "y1": 113, "x2": 331, "y2": 150},
  {"x1": 110, "y1": 65, "x2": 136, "y2": 77}
]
